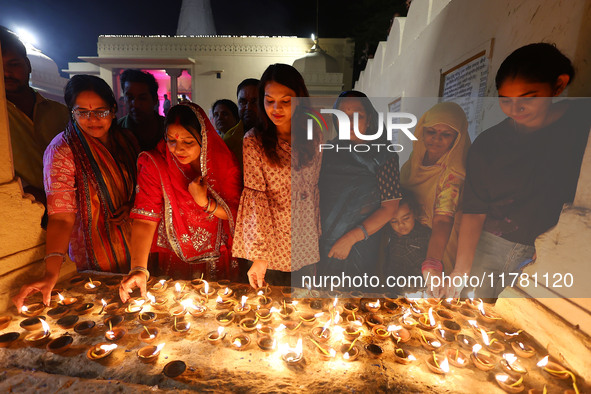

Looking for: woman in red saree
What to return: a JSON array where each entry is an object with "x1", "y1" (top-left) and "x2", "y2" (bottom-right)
[{"x1": 120, "y1": 103, "x2": 241, "y2": 300}]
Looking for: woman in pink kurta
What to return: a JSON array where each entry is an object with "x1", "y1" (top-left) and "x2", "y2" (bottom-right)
[{"x1": 232, "y1": 64, "x2": 321, "y2": 288}]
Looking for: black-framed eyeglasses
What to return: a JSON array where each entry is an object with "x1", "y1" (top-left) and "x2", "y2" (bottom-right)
[{"x1": 72, "y1": 109, "x2": 112, "y2": 119}]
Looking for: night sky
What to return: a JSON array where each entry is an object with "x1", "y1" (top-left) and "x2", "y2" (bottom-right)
[{"x1": 0, "y1": 0, "x2": 407, "y2": 78}]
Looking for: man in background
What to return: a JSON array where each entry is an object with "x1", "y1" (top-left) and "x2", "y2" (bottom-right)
[
  {"x1": 1, "y1": 26, "x2": 69, "y2": 204},
  {"x1": 118, "y1": 69, "x2": 164, "y2": 151},
  {"x1": 223, "y1": 78, "x2": 259, "y2": 168}
]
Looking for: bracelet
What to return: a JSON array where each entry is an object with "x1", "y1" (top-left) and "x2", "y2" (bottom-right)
[
  {"x1": 204, "y1": 197, "x2": 212, "y2": 212},
  {"x1": 207, "y1": 199, "x2": 218, "y2": 219},
  {"x1": 44, "y1": 253, "x2": 66, "y2": 265},
  {"x1": 356, "y1": 224, "x2": 369, "y2": 241},
  {"x1": 129, "y1": 266, "x2": 150, "y2": 281}
]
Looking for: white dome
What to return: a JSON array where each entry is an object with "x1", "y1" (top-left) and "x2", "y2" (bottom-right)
[{"x1": 293, "y1": 50, "x2": 340, "y2": 74}]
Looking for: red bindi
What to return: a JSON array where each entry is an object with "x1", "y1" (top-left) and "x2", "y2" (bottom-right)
[{"x1": 175, "y1": 134, "x2": 180, "y2": 139}]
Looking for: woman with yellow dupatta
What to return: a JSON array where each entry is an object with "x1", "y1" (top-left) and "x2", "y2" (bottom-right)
[
  {"x1": 400, "y1": 102, "x2": 470, "y2": 295},
  {"x1": 13, "y1": 75, "x2": 138, "y2": 311}
]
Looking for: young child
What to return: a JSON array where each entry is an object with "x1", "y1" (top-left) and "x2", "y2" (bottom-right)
[{"x1": 385, "y1": 190, "x2": 431, "y2": 293}]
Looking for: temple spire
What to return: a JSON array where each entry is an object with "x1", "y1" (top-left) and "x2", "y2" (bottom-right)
[{"x1": 176, "y1": 0, "x2": 216, "y2": 36}]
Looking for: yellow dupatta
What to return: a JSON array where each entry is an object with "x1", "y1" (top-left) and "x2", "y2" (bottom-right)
[{"x1": 400, "y1": 102, "x2": 470, "y2": 272}]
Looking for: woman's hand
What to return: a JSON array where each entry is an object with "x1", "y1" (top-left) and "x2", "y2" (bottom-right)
[
  {"x1": 12, "y1": 272, "x2": 59, "y2": 311},
  {"x1": 248, "y1": 260, "x2": 268, "y2": 289},
  {"x1": 422, "y1": 268, "x2": 444, "y2": 298},
  {"x1": 328, "y1": 231, "x2": 359, "y2": 260},
  {"x1": 442, "y1": 270, "x2": 468, "y2": 298},
  {"x1": 188, "y1": 176, "x2": 209, "y2": 207},
  {"x1": 119, "y1": 272, "x2": 147, "y2": 303}
]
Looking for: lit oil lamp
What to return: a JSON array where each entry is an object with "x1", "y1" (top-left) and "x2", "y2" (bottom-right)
[
  {"x1": 365, "y1": 299, "x2": 381, "y2": 313},
  {"x1": 169, "y1": 303, "x2": 186, "y2": 317},
  {"x1": 480, "y1": 328, "x2": 505, "y2": 354},
  {"x1": 511, "y1": 340, "x2": 536, "y2": 358},
  {"x1": 125, "y1": 299, "x2": 145, "y2": 314},
  {"x1": 105, "y1": 325, "x2": 126, "y2": 341},
  {"x1": 84, "y1": 278, "x2": 101, "y2": 292},
  {"x1": 419, "y1": 331, "x2": 443, "y2": 352},
  {"x1": 340, "y1": 340, "x2": 360, "y2": 362},
  {"x1": 343, "y1": 323, "x2": 363, "y2": 341},
  {"x1": 173, "y1": 282, "x2": 186, "y2": 301},
  {"x1": 445, "y1": 348, "x2": 470, "y2": 368},
  {"x1": 57, "y1": 293, "x2": 78, "y2": 307},
  {"x1": 417, "y1": 307, "x2": 437, "y2": 330},
  {"x1": 442, "y1": 297, "x2": 462, "y2": 311},
  {"x1": 457, "y1": 334, "x2": 477, "y2": 351},
  {"x1": 496, "y1": 326, "x2": 523, "y2": 342},
  {"x1": 500, "y1": 353, "x2": 527, "y2": 375},
  {"x1": 388, "y1": 324, "x2": 411, "y2": 343},
  {"x1": 199, "y1": 280, "x2": 215, "y2": 300},
  {"x1": 20, "y1": 303, "x2": 44, "y2": 317},
  {"x1": 98, "y1": 299, "x2": 107, "y2": 314},
  {"x1": 393, "y1": 347, "x2": 417, "y2": 364},
  {"x1": 190, "y1": 276, "x2": 205, "y2": 291},
  {"x1": 233, "y1": 296, "x2": 251, "y2": 316},
  {"x1": 278, "y1": 301, "x2": 295, "y2": 320},
  {"x1": 410, "y1": 302, "x2": 426, "y2": 318},
  {"x1": 207, "y1": 326, "x2": 226, "y2": 344},
  {"x1": 283, "y1": 320, "x2": 303, "y2": 335},
  {"x1": 434, "y1": 325, "x2": 456, "y2": 344},
  {"x1": 256, "y1": 324, "x2": 274, "y2": 338},
  {"x1": 146, "y1": 292, "x2": 167, "y2": 310},
  {"x1": 239, "y1": 317, "x2": 259, "y2": 332},
  {"x1": 465, "y1": 290, "x2": 483, "y2": 310},
  {"x1": 104, "y1": 315, "x2": 124, "y2": 329},
  {"x1": 298, "y1": 312, "x2": 322, "y2": 326},
  {"x1": 172, "y1": 316, "x2": 190, "y2": 335},
  {"x1": 280, "y1": 338, "x2": 303, "y2": 365},
  {"x1": 311, "y1": 321, "x2": 332, "y2": 343},
  {"x1": 86, "y1": 343, "x2": 117, "y2": 361},
  {"x1": 471, "y1": 344, "x2": 496, "y2": 371},
  {"x1": 344, "y1": 310, "x2": 364, "y2": 325},
  {"x1": 139, "y1": 326, "x2": 159, "y2": 343},
  {"x1": 46, "y1": 335, "x2": 73, "y2": 355},
  {"x1": 74, "y1": 320, "x2": 96, "y2": 335},
  {"x1": 24, "y1": 318, "x2": 51, "y2": 346},
  {"x1": 468, "y1": 319, "x2": 493, "y2": 337},
  {"x1": 537, "y1": 354, "x2": 579, "y2": 394},
  {"x1": 138, "y1": 342, "x2": 165, "y2": 363},
  {"x1": 74, "y1": 302, "x2": 95, "y2": 315},
  {"x1": 426, "y1": 352, "x2": 450, "y2": 374},
  {"x1": 399, "y1": 309, "x2": 418, "y2": 329},
  {"x1": 257, "y1": 290, "x2": 273, "y2": 308},
  {"x1": 308, "y1": 336, "x2": 336, "y2": 360},
  {"x1": 20, "y1": 316, "x2": 45, "y2": 331},
  {"x1": 217, "y1": 287, "x2": 234, "y2": 301},
  {"x1": 230, "y1": 334, "x2": 250, "y2": 351},
  {"x1": 151, "y1": 279, "x2": 168, "y2": 293},
  {"x1": 477, "y1": 302, "x2": 501, "y2": 324},
  {"x1": 183, "y1": 299, "x2": 207, "y2": 317},
  {"x1": 495, "y1": 373, "x2": 525, "y2": 393}
]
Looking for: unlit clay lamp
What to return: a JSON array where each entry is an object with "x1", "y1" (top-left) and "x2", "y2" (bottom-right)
[{"x1": 46, "y1": 335, "x2": 73, "y2": 354}]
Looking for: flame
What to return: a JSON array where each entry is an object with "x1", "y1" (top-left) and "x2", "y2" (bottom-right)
[
  {"x1": 472, "y1": 344, "x2": 482, "y2": 355},
  {"x1": 478, "y1": 302, "x2": 486, "y2": 316},
  {"x1": 270, "y1": 307, "x2": 280, "y2": 313},
  {"x1": 101, "y1": 299, "x2": 107, "y2": 306},
  {"x1": 408, "y1": 354, "x2": 417, "y2": 361},
  {"x1": 468, "y1": 320, "x2": 478, "y2": 329},
  {"x1": 387, "y1": 325, "x2": 402, "y2": 332},
  {"x1": 87, "y1": 282, "x2": 96, "y2": 289},
  {"x1": 537, "y1": 355, "x2": 549, "y2": 368},
  {"x1": 175, "y1": 282, "x2": 182, "y2": 293},
  {"x1": 241, "y1": 296, "x2": 247, "y2": 309},
  {"x1": 480, "y1": 328, "x2": 490, "y2": 346},
  {"x1": 155, "y1": 343, "x2": 165, "y2": 354},
  {"x1": 158, "y1": 279, "x2": 165, "y2": 286},
  {"x1": 467, "y1": 290, "x2": 475, "y2": 300},
  {"x1": 99, "y1": 344, "x2": 117, "y2": 352},
  {"x1": 333, "y1": 311, "x2": 341, "y2": 325},
  {"x1": 233, "y1": 338, "x2": 242, "y2": 348},
  {"x1": 276, "y1": 324, "x2": 286, "y2": 332},
  {"x1": 217, "y1": 326, "x2": 224, "y2": 336},
  {"x1": 329, "y1": 348, "x2": 336, "y2": 358},
  {"x1": 224, "y1": 287, "x2": 230, "y2": 295},
  {"x1": 256, "y1": 324, "x2": 262, "y2": 330},
  {"x1": 203, "y1": 280, "x2": 209, "y2": 294},
  {"x1": 333, "y1": 296, "x2": 338, "y2": 308},
  {"x1": 431, "y1": 340, "x2": 441, "y2": 348},
  {"x1": 40, "y1": 318, "x2": 50, "y2": 333},
  {"x1": 295, "y1": 338, "x2": 303, "y2": 355},
  {"x1": 343, "y1": 352, "x2": 350, "y2": 360},
  {"x1": 257, "y1": 290, "x2": 263, "y2": 296},
  {"x1": 428, "y1": 307, "x2": 436, "y2": 326},
  {"x1": 518, "y1": 342, "x2": 526, "y2": 350},
  {"x1": 147, "y1": 292, "x2": 156, "y2": 304},
  {"x1": 106, "y1": 330, "x2": 114, "y2": 338},
  {"x1": 181, "y1": 298, "x2": 195, "y2": 310},
  {"x1": 58, "y1": 293, "x2": 65, "y2": 302},
  {"x1": 497, "y1": 374, "x2": 509, "y2": 383},
  {"x1": 21, "y1": 305, "x2": 29, "y2": 313},
  {"x1": 441, "y1": 357, "x2": 450, "y2": 373},
  {"x1": 292, "y1": 301, "x2": 298, "y2": 306},
  {"x1": 135, "y1": 299, "x2": 145, "y2": 306},
  {"x1": 446, "y1": 298, "x2": 453, "y2": 303},
  {"x1": 216, "y1": 296, "x2": 223, "y2": 303},
  {"x1": 503, "y1": 353, "x2": 518, "y2": 365},
  {"x1": 314, "y1": 312, "x2": 324, "y2": 318}
]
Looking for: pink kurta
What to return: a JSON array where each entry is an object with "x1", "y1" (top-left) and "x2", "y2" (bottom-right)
[{"x1": 232, "y1": 130, "x2": 321, "y2": 272}]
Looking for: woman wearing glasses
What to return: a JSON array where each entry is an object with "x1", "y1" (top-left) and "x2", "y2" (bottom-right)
[
  {"x1": 119, "y1": 103, "x2": 241, "y2": 301},
  {"x1": 13, "y1": 75, "x2": 139, "y2": 311}
]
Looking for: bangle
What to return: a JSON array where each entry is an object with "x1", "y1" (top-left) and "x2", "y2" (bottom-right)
[
  {"x1": 356, "y1": 224, "x2": 369, "y2": 241},
  {"x1": 44, "y1": 253, "x2": 66, "y2": 265},
  {"x1": 129, "y1": 266, "x2": 150, "y2": 281},
  {"x1": 421, "y1": 258, "x2": 443, "y2": 273},
  {"x1": 204, "y1": 197, "x2": 212, "y2": 212},
  {"x1": 207, "y1": 199, "x2": 218, "y2": 219}
]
